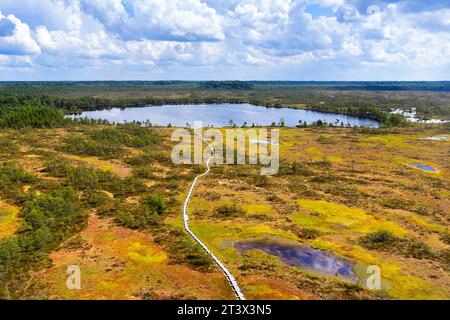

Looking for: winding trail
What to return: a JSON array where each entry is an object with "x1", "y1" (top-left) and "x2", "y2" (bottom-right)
[{"x1": 182, "y1": 128, "x2": 246, "y2": 300}]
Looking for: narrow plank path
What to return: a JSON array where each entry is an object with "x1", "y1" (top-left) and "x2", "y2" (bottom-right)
[{"x1": 182, "y1": 128, "x2": 245, "y2": 300}]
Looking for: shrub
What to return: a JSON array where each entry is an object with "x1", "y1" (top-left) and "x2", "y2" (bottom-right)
[
  {"x1": 0, "y1": 139, "x2": 19, "y2": 155},
  {"x1": 44, "y1": 158, "x2": 72, "y2": 177},
  {"x1": 132, "y1": 167, "x2": 155, "y2": 179},
  {"x1": 440, "y1": 232, "x2": 450, "y2": 245},
  {"x1": 295, "y1": 227, "x2": 322, "y2": 240},
  {"x1": 126, "y1": 150, "x2": 169, "y2": 166},
  {"x1": 153, "y1": 227, "x2": 212, "y2": 271},
  {"x1": 253, "y1": 175, "x2": 268, "y2": 187},
  {"x1": 167, "y1": 179, "x2": 179, "y2": 190},
  {"x1": 144, "y1": 194, "x2": 166, "y2": 215},
  {"x1": 0, "y1": 187, "x2": 86, "y2": 297},
  {"x1": 122, "y1": 126, "x2": 161, "y2": 148},
  {"x1": 215, "y1": 203, "x2": 245, "y2": 217},
  {"x1": 0, "y1": 238, "x2": 21, "y2": 266},
  {"x1": 359, "y1": 230, "x2": 398, "y2": 249},
  {"x1": 60, "y1": 165, "x2": 148, "y2": 197},
  {"x1": 86, "y1": 190, "x2": 110, "y2": 207},
  {"x1": 380, "y1": 197, "x2": 431, "y2": 216},
  {"x1": 359, "y1": 231, "x2": 440, "y2": 262},
  {"x1": 383, "y1": 113, "x2": 407, "y2": 126},
  {"x1": 115, "y1": 206, "x2": 162, "y2": 229},
  {"x1": 110, "y1": 176, "x2": 148, "y2": 196},
  {"x1": 266, "y1": 193, "x2": 281, "y2": 202},
  {"x1": 66, "y1": 166, "x2": 99, "y2": 190},
  {"x1": 405, "y1": 242, "x2": 433, "y2": 260},
  {"x1": 90, "y1": 126, "x2": 161, "y2": 148},
  {"x1": 62, "y1": 136, "x2": 123, "y2": 157},
  {"x1": 0, "y1": 105, "x2": 67, "y2": 128},
  {"x1": 89, "y1": 127, "x2": 128, "y2": 145},
  {"x1": 0, "y1": 161, "x2": 36, "y2": 184},
  {"x1": 380, "y1": 197, "x2": 415, "y2": 211}
]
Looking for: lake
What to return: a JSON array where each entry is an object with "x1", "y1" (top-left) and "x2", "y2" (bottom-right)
[{"x1": 69, "y1": 103, "x2": 380, "y2": 128}]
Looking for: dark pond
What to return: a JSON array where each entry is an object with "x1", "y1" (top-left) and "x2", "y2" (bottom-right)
[
  {"x1": 409, "y1": 163, "x2": 438, "y2": 172},
  {"x1": 235, "y1": 241, "x2": 355, "y2": 280},
  {"x1": 69, "y1": 103, "x2": 380, "y2": 128}
]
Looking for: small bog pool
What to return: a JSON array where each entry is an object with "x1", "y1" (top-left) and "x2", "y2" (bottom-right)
[
  {"x1": 409, "y1": 163, "x2": 438, "y2": 172},
  {"x1": 235, "y1": 241, "x2": 355, "y2": 280},
  {"x1": 421, "y1": 136, "x2": 449, "y2": 141}
]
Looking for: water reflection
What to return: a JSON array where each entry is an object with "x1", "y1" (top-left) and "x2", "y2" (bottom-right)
[
  {"x1": 235, "y1": 241, "x2": 355, "y2": 280},
  {"x1": 69, "y1": 103, "x2": 380, "y2": 128}
]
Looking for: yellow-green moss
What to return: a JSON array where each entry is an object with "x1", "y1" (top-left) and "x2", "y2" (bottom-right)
[
  {"x1": 295, "y1": 200, "x2": 408, "y2": 237},
  {"x1": 127, "y1": 242, "x2": 167, "y2": 264},
  {"x1": 242, "y1": 204, "x2": 277, "y2": 217},
  {"x1": 410, "y1": 215, "x2": 447, "y2": 233},
  {"x1": 0, "y1": 201, "x2": 20, "y2": 239},
  {"x1": 311, "y1": 238, "x2": 449, "y2": 300}
]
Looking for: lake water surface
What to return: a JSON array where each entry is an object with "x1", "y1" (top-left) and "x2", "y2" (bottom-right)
[
  {"x1": 235, "y1": 241, "x2": 355, "y2": 280},
  {"x1": 70, "y1": 103, "x2": 380, "y2": 128}
]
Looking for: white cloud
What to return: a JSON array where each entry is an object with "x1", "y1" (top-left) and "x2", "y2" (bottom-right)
[
  {"x1": 0, "y1": 11, "x2": 40, "y2": 55},
  {"x1": 0, "y1": 0, "x2": 449, "y2": 79},
  {"x1": 0, "y1": 54, "x2": 33, "y2": 68},
  {"x1": 81, "y1": 0, "x2": 224, "y2": 42}
]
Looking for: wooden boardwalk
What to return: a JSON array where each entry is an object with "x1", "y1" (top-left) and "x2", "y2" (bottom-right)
[{"x1": 182, "y1": 128, "x2": 245, "y2": 300}]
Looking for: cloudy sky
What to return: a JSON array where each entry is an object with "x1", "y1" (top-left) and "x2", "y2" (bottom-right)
[{"x1": 0, "y1": 0, "x2": 449, "y2": 80}]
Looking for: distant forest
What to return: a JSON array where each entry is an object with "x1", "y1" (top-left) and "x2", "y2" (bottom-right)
[{"x1": 2, "y1": 81, "x2": 450, "y2": 92}]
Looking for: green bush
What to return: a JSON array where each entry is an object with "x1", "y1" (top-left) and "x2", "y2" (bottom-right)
[
  {"x1": 0, "y1": 187, "x2": 86, "y2": 297},
  {"x1": 380, "y1": 197, "x2": 431, "y2": 216},
  {"x1": 153, "y1": 227, "x2": 212, "y2": 271},
  {"x1": 86, "y1": 190, "x2": 110, "y2": 207},
  {"x1": 132, "y1": 167, "x2": 155, "y2": 179},
  {"x1": 253, "y1": 175, "x2": 268, "y2": 187},
  {"x1": 359, "y1": 230, "x2": 398, "y2": 249},
  {"x1": 66, "y1": 166, "x2": 99, "y2": 190},
  {"x1": 121, "y1": 126, "x2": 161, "y2": 148},
  {"x1": 145, "y1": 194, "x2": 166, "y2": 215},
  {"x1": 0, "y1": 238, "x2": 21, "y2": 266},
  {"x1": 383, "y1": 113, "x2": 407, "y2": 126},
  {"x1": 359, "y1": 231, "x2": 442, "y2": 263},
  {"x1": 215, "y1": 203, "x2": 245, "y2": 217},
  {"x1": 0, "y1": 105, "x2": 67, "y2": 129},
  {"x1": 89, "y1": 126, "x2": 161, "y2": 148},
  {"x1": 0, "y1": 138, "x2": 19, "y2": 155},
  {"x1": 405, "y1": 242, "x2": 433, "y2": 260},
  {"x1": 62, "y1": 126, "x2": 161, "y2": 158},
  {"x1": 0, "y1": 161, "x2": 36, "y2": 203},
  {"x1": 294, "y1": 227, "x2": 322, "y2": 240},
  {"x1": 44, "y1": 158, "x2": 72, "y2": 177},
  {"x1": 47, "y1": 162, "x2": 148, "y2": 198},
  {"x1": 440, "y1": 232, "x2": 450, "y2": 245},
  {"x1": 89, "y1": 127, "x2": 128, "y2": 145},
  {"x1": 0, "y1": 161, "x2": 36, "y2": 184},
  {"x1": 62, "y1": 136, "x2": 123, "y2": 157},
  {"x1": 106, "y1": 176, "x2": 148, "y2": 196},
  {"x1": 115, "y1": 205, "x2": 162, "y2": 229},
  {"x1": 126, "y1": 150, "x2": 169, "y2": 166}
]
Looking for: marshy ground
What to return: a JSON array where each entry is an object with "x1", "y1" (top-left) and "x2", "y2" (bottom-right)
[{"x1": 0, "y1": 124, "x2": 448, "y2": 300}]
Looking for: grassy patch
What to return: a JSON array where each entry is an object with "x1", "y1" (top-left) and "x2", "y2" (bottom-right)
[
  {"x1": 0, "y1": 201, "x2": 20, "y2": 239},
  {"x1": 294, "y1": 200, "x2": 408, "y2": 237}
]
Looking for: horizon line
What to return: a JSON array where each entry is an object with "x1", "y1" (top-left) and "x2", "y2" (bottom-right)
[{"x1": 1, "y1": 80, "x2": 450, "y2": 83}]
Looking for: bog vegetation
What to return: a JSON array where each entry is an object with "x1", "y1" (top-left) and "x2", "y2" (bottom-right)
[{"x1": 0, "y1": 83, "x2": 449, "y2": 300}]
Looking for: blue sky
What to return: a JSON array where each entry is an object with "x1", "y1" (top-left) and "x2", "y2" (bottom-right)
[{"x1": 0, "y1": 0, "x2": 449, "y2": 81}]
